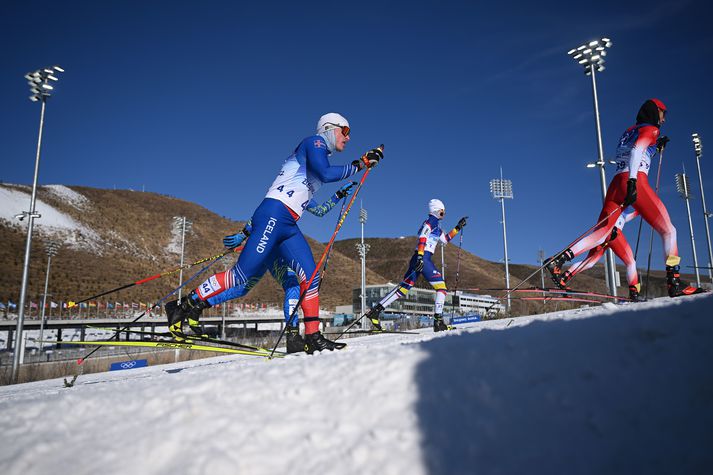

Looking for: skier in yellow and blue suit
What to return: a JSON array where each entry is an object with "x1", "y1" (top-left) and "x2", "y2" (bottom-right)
[{"x1": 364, "y1": 199, "x2": 467, "y2": 332}]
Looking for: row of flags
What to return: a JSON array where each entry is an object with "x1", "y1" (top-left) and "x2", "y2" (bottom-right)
[{"x1": 0, "y1": 301, "x2": 150, "y2": 310}]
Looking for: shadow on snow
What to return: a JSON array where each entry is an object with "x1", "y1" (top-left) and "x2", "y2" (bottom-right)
[{"x1": 414, "y1": 297, "x2": 713, "y2": 474}]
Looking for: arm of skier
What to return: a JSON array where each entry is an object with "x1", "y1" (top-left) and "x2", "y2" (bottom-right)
[
  {"x1": 628, "y1": 126, "x2": 659, "y2": 180},
  {"x1": 351, "y1": 147, "x2": 384, "y2": 172},
  {"x1": 223, "y1": 219, "x2": 253, "y2": 249},
  {"x1": 624, "y1": 126, "x2": 658, "y2": 206},
  {"x1": 305, "y1": 182, "x2": 357, "y2": 217},
  {"x1": 442, "y1": 216, "x2": 468, "y2": 243},
  {"x1": 306, "y1": 142, "x2": 359, "y2": 183},
  {"x1": 416, "y1": 221, "x2": 432, "y2": 255}
]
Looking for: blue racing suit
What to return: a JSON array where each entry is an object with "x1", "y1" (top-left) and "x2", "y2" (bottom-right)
[
  {"x1": 209, "y1": 192, "x2": 346, "y2": 324},
  {"x1": 193, "y1": 134, "x2": 360, "y2": 331}
]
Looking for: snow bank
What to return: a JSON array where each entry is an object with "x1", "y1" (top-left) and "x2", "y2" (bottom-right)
[
  {"x1": 0, "y1": 294, "x2": 711, "y2": 474},
  {"x1": 0, "y1": 184, "x2": 101, "y2": 251},
  {"x1": 44, "y1": 184, "x2": 90, "y2": 210}
]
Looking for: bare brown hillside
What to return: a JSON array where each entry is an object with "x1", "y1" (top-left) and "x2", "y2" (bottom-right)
[{"x1": 0, "y1": 185, "x2": 386, "y2": 312}]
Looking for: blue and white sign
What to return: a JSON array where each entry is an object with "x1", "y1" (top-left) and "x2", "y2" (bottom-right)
[
  {"x1": 110, "y1": 359, "x2": 148, "y2": 371},
  {"x1": 452, "y1": 315, "x2": 481, "y2": 325}
]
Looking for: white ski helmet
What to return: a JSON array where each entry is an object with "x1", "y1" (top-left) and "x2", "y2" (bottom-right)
[
  {"x1": 428, "y1": 199, "x2": 445, "y2": 218},
  {"x1": 316, "y1": 112, "x2": 349, "y2": 135}
]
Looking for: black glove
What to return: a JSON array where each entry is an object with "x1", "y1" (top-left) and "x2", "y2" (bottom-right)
[
  {"x1": 623, "y1": 178, "x2": 637, "y2": 206},
  {"x1": 455, "y1": 216, "x2": 468, "y2": 231},
  {"x1": 414, "y1": 253, "x2": 425, "y2": 273},
  {"x1": 353, "y1": 147, "x2": 383, "y2": 170},
  {"x1": 656, "y1": 135, "x2": 670, "y2": 152}
]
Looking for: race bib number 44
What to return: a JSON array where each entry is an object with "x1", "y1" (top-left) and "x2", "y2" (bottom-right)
[{"x1": 198, "y1": 275, "x2": 223, "y2": 299}]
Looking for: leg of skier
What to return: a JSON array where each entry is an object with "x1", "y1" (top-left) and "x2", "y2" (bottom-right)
[
  {"x1": 560, "y1": 244, "x2": 607, "y2": 290},
  {"x1": 546, "y1": 174, "x2": 627, "y2": 286},
  {"x1": 164, "y1": 199, "x2": 290, "y2": 330},
  {"x1": 269, "y1": 258, "x2": 304, "y2": 353},
  {"x1": 189, "y1": 267, "x2": 267, "y2": 337},
  {"x1": 631, "y1": 173, "x2": 702, "y2": 296},
  {"x1": 276, "y1": 227, "x2": 346, "y2": 354},
  {"x1": 608, "y1": 230, "x2": 641, "y2": 300},
  {"x1": 421, "y1": 253, "x2": 450, "y2": 332},
  {"x1": 363, "y1": 254, "x2": 420, "y2": 331}
]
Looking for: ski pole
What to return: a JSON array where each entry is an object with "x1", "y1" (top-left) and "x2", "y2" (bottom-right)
[
  {"x1": 68, "y1": 246, "x2": 244, "y2": 307},
  {"x1": 483, "y1": 204, "x2": 624, "y2": 316},
  {"x1": 633, "y1": 212, "x2": 645, "y2": 260},
  {"x1": 643, "y1": 144, "x2": 667, "y2": 298},
  {"x1": 318, "y1": 196, "x2": 349, "y2": 292},
  {"x1": 77, "y1": 252, "x2": 229, "y2": 365},
  {"x1": 449, "y1": 229, "x2": 464, "y2": 320},
  {"x1": 268, "y1": 145, "x2": 384, "y2": 358}
]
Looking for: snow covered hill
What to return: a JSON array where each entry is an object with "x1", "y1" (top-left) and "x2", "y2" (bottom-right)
[{"x1": 1, "y1": 294, "x2": 711, "y2": 475}]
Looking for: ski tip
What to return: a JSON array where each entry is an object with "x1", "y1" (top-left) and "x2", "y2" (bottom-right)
[{"x1": 77, "y1": 358, "x2": 84, "y2": 365}]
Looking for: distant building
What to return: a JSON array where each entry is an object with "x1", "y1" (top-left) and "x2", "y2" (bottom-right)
[{"x1": 352, "y1": 284, "x2": 504, "y2": 318}]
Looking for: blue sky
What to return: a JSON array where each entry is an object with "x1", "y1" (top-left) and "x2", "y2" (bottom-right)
[{"x1": 2, "y1": 0, "x2": 712, "y2": 273}]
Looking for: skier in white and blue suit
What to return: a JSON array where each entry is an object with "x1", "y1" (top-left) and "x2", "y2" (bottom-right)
[
  {"x1": 211, "y1": 182, "x2": 356, "y2": 353},
  {"x1": 165, "y1": 113, "x2": 383, "y2": 353}
]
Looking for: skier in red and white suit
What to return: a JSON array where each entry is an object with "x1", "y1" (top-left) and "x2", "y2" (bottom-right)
[{"x1": 547, "y1": 99, "x2": 703, "y2": 297}]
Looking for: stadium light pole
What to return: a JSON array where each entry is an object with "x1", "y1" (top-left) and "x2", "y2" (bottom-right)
[
  {"x1": 692, "y1": 133, "x2": 712, "y2": 283},
  {"x1": 38, "y1": 241, "x2": 61, "y2": 353},
  {"x1": 172, "y1": 216, "x2": 193, "y2": 299},
  {"x1": 356, "y1": 206, "x2": 370, "y2": 329},
  {"x1": 676, "y1": 169, "x2": 702, "y2": 287},
  {"x1": 569, "y1": 38, "x2": 618, "y2": 297},
  {"x1": 11, "y1": 65, "x2": 64, "y2": 384},
  {"x1": 538, "y1": 249, "x2": 546, "y2": 306},
  {"x1": 490, "y1": 169, "x2": 513, "y2": 313}
]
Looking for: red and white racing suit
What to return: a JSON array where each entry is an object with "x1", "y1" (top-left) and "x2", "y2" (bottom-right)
[{"x1": 570, "y1": 123, "x2": 678, "y2": 268}]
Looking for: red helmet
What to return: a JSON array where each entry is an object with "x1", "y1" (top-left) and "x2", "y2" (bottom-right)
[{"x1": 650, "y1": 98, "x2": 667, "y2": 112}]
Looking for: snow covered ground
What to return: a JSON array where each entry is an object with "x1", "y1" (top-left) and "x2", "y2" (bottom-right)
[{"x1": 1, "y1": 294, "x2": 712, "y2": 475}]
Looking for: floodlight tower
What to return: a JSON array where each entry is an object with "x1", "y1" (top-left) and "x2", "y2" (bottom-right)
[
  {"x1": 675, "y1": 168, "x2": 701, "y2": 287},
  {"x1": 12, "y1": 65, "x2": 64, "y2": 384},
  {"x1": 692, "y1": 133, "x2": 712, "y2": 282},
  {"x1": 356, "y1": 206, "x2": 370, "y2": 329},
  {"x1": 490, "y1": 169, "x2": 513, "y2": 312},
  {"x1": 38, "y1": 241, "x2": 61, "y2": 353},
  {"x1": 173, "y1": 216, "x2": 193, "y2": 299},
  {"x1": 538, "y1": 249, "x2": 547, "y2": 305},
  {"x1": 568, "y1": 38, "x2": 618, "y2": 297}
]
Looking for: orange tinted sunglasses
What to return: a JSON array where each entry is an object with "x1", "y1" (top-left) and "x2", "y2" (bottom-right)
[{"x1": 327, "y1": 123, "x2": 350, "y2": 137}]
